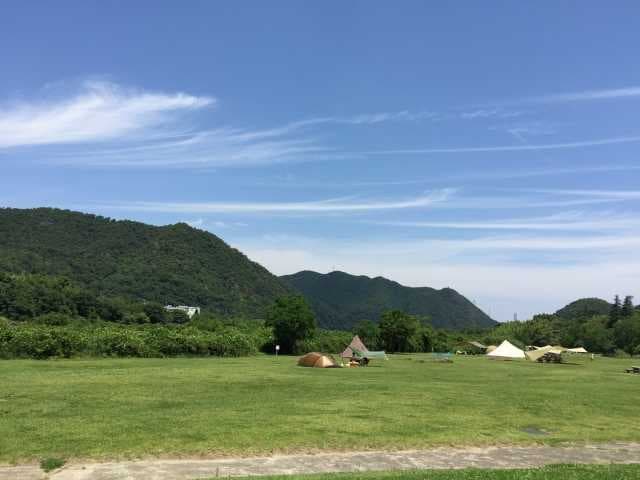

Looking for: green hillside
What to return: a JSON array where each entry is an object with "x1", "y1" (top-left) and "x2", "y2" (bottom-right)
[
  {"x1": 281, "y1": 270, "x2": 496, "y2": 330},
  {"x1": 0, "y1": 208, "x2": 290, "y2": 317},
  {"x1": 555, "y1": 298, "x2": 611, "y2": 320}
]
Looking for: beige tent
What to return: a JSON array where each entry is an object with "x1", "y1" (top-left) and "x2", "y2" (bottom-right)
[
  {"x1": 525, "y1": 345, "x2": 554, "y2": 362},
  {"x1": 486, "y1": 345, "x2": 497, "y2": 353},
  {"x1": 487, "y1": 340, "x2": 526, "y2": 359},
  {"x1": 298, "y1": 352, "x2": 336, "y2": 368},
  {"x1": 567, "y1": 347, "x2": 588, "y2": 353},
  {"x1": 525, "y1": 345, "x2": 569, "y2": 362}
]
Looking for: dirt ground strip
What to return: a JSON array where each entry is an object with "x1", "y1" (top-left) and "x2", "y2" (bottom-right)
[{"x1": 2, "y1": 443, "x2": 640, "y2": 480}]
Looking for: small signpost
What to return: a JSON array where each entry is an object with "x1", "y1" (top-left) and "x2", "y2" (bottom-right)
[{"x1": 275, "y1": 345, "x2": 280, "y2": 357}]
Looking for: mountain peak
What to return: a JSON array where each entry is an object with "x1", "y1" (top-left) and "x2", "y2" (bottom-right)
[
  {"x1": 281, "y1": 270, "x2": 495, "y2": 330},
  {"x1": 0, "y1": 207, "x2": 290, "y2": 317}
]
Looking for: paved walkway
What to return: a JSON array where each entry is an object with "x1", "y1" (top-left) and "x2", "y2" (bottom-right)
[{"x1": 2, "y1": 443, "x2": 640, "y2": 480}]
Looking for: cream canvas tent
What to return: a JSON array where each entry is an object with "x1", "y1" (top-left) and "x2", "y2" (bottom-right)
[
  {"x1": 567, "y1": 347, "x2": 588, "y2": 353},
  {"x1": 487, "y1": 340, "x2": 526, "y2": 359},
  {"x1": 525, "y1": 345, "x2": 554, "y2": 362},
  {"x1": 525, "y1": 345, "x2": 570, "y2": 362},
  {"x1": 297, "y1": 352, "x2": 336, "y2": 368}
]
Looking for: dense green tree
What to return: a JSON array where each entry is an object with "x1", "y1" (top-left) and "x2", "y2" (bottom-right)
[
  {"x1": 482, "y1": 320, "x2": 527, "y2": 347},
  {"x1": 33, "y1": 312, "x2": 74, "y2": 326},
  {"x1": 581, "y1": 316, "x2": 615, "y2": 354},
  {"x1": 0, "y1": 273, "x2": 89, "y2": 320},
  {"x1": 353, "y1": 319, "x2": 380, "y2": 350},
  {"x1": 621, "y1": 296, "x2": 635, "y2": 318},
  {"x1": 143, "y1": 303, "x2": 167, "y2": 324},
  {"x1": 123, "y1": 312, "x2": 150, "y2": 324},
  {"x1": 432, "y1": 329, "x2": 454, "y2": 352},
  {"x1": 613, "y1": 313, "x2": 640, "y2": 356},
  {"x1": 608, "y1": 295, "x2": 622, "y2": 328},
  {"x1": 417, "y1": 324, "x2": 435, "y2": 352},
  {"x1": 265, "y1": 295, "x2": 316, "y2": 354},
  {"x1": 170, "y1": 310, "x2": 190, "y2": 324},
  {"x1": 378, "y1": 310, "x2": 420, "y2": 352},
  {"x1": 189, "y1": 312, "x2": 224, "y2": 332},
  {"x1": 520, "y1": 314, "x2": 560, "y2": 346}
]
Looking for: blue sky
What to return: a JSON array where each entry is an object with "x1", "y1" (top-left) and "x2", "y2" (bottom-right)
[{"x1": 2, "y1": 2, "x2": 640, "y2": 321}]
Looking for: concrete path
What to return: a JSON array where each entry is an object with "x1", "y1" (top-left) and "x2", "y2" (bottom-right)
[{"x1": 2, "y1": 443, "x2": 640, "y2": 480}]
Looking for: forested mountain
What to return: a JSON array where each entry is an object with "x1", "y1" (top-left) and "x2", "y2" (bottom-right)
[
  {"x1": 281, "y1": 270, "x2": 496, "y2": 330},
  {"x1": 555, "y1": 298, "x2": 611, "y2": 320},
  {"x1": 1, "y1": 208, "x2": 493, "y2": 330},
  {"x1": 0, "y1": 208, "x2": 290, "y2": 317}
]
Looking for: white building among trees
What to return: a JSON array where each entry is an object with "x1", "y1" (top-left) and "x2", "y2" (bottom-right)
[{"x1": 164, "y1": 305, "x2": 201, "y2": 318}]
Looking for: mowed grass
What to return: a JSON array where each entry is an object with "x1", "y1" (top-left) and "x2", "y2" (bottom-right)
[
  {"x1": 0, "y1": 354, "x2": 639, "y2": 462},
  {"x1": 232, "y1": 465, "x2": 640, "y2": 480}
]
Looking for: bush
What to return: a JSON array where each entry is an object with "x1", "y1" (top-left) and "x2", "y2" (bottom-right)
[
  {"x1": 33, "y1": 312, "x2": 74, "y2": 326},
  {"x1": 1, "y1": 324, "x2": 84, "y2": 359},
  {"x1": 0, "y1": 323, "x2": 257, "y2": 359},
  {"x1": 93, "y1": 327, "x2": 152, "y2": 357},
  {"x1": 611, "y1": 348, "x2": 631, "y2": 358}
]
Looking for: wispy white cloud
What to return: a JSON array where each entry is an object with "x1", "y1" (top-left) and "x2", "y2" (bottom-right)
[
  {"x1": 361, "y1": 135, "x2": 640, "y2": 155},
  {"x1": 435, "y1": 197, "x2": 623, "y2": 210},
  {"x1": 290, "y1": 111, "x2": 438, "y2": 127},
  {"x1": 91, "y1": 189, "x2": 454, "y2": 214},
  {"x1": 460, "y1": 108, "x2": 523, "y2": 120},
  {"x1": 5, "y1": 79, "x2": 640, "y2": 170},
  {"x1": 50, "y1": 127, "x2": 335, "y2": 168},
  {"x1": 521, "y1": 86, "x2": 640, "y2": 105},
  {"x1": 212, "y1": 220, "x2": 248, "y2": 228},
  {"x1": 0, "y1": 80, "x2": 339, "y2": 168},
  {"x1": 0, "y1": 80, "x2": 214, "y2": 148},
  {"x1": 373, "y1": 211, "x2": 640, "y2": 232},
  {"x1": 515, "y1": 188, "x2": 640, "y2": 200},
  {"x1": 488, "y1": 121, "x2": 559, "y2": 143},
  {"x1": 250, "y1": 165, "x2": 640, "y2": 189}
]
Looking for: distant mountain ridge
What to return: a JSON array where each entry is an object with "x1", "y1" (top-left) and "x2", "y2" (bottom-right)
[
  {"x1": 281, "y1": 270, "x2": 496, "y2": 330},
  {"x1": 1, "y1": 207, "x2": 497, "y2": 330},
  {"x1": 0, "y1": 208, "x2": 290, "y2": 317}
]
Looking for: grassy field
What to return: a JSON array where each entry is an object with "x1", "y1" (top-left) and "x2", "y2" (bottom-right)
[
  {"x1": 0, "y1": 354, "x2": 639, "y2": 462},
  {"x1": 230, "y1": 465, "x2": 640, "y2": 480}
]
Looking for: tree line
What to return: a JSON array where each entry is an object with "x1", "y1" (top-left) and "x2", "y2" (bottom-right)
[
  {"x1": 2, "y1": 271, "x2": 639, "y2": 359},
  {"x1": 0, "y1": 272, "x2": 192, "y2": 325},
  {"x1": 266, "y1": 294, "x2": 640, "y2": 357},
  {"x1": 481, "y1": 295, "x2": 640, "y2": 356}
]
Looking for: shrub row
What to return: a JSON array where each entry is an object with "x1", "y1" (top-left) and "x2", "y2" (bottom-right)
[{"x1": 0, "y1": 322, "x2": 256, "y2": 359}]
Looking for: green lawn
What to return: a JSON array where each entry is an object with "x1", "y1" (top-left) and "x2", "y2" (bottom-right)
[
  {"x1": 231, "y1": 465, "x2": 640, "y2": 480},
  {"x1": 0, "y1": 354, "x2": 638, "y2": 462}
]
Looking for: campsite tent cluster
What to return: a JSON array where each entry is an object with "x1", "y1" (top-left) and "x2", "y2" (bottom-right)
[
  {"x1": 297, "y1": 336, "x2": 588, "y2": 368},
  {"x1": 485, "y1": 340, "x2": 588, "y2": 361},
  {"x1": 298, "y1": 336, "x2": 387, "y2": 368}
]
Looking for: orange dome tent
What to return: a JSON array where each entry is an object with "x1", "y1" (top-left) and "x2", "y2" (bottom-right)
[{"x1": 297, "y1": 352, "x2": 336, "y2": 368}]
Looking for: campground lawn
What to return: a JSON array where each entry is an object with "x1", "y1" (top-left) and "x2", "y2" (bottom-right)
[
  {"x1": 0, "y1": 354, "x2": 639, "y2": 462},
  {"x1": 229, "y1": 465, "x2": 640, "y2": 480}
]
